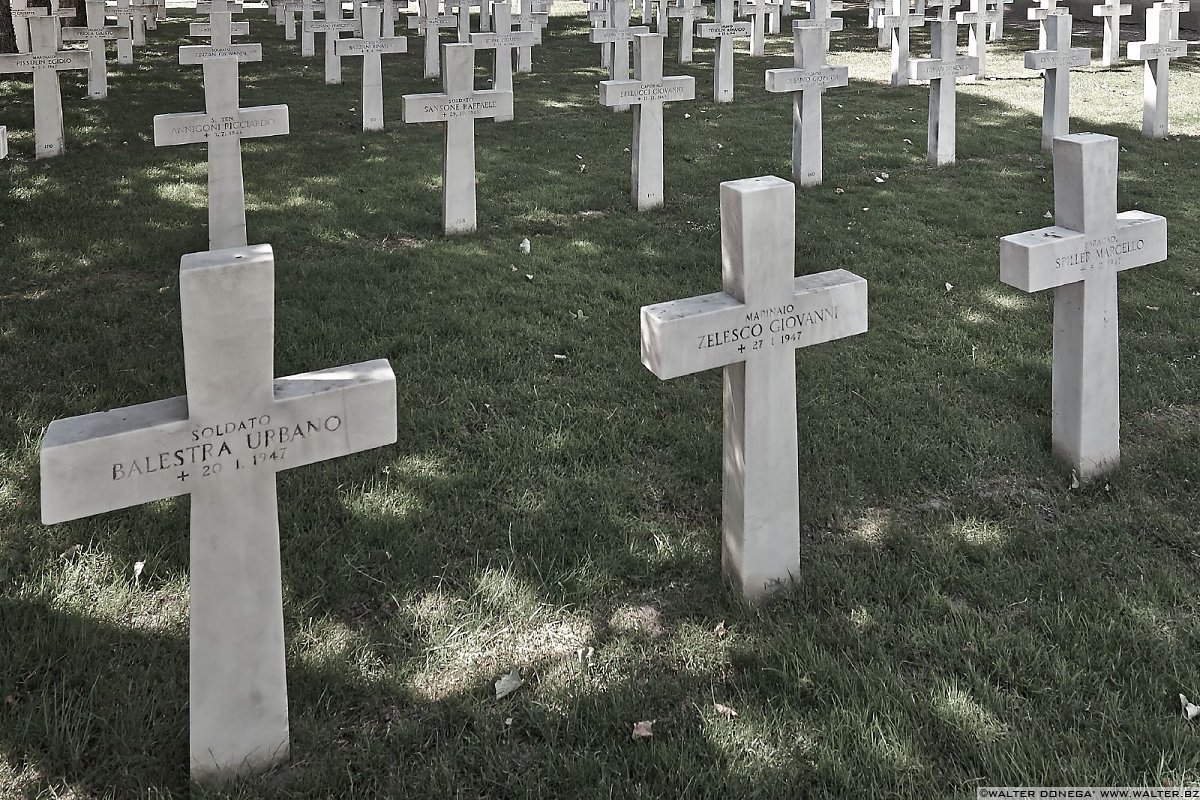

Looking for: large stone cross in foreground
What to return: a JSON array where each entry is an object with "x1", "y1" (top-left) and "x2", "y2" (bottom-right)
[
  {"x1": 41, "y1": 244, "x2": 398, "y2": 781},
  {"x1": 641, "y1": 176, "x2": 868, "y2": 601},
  {"x1": 599, "y1": 33, "x2": 695, "y2": 210},
  {"x1": 0, "y1": 16, "x2": 90, "y2": 158},
  {"x1": 999, "y1": 134, "x2": 1166, "y2": 481},
  {"x1": 402, "y1": 43, "x2": 514, "y2": 234},
  {"x1": 153, "y1": 15, "x2": 289, "y2": 250}
]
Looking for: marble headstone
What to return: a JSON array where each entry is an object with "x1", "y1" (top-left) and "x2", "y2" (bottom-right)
[
  {"x1": 407, "y1": 0, "x2": 457, "y2": 78},
  {"x1": 1128, "y1": 6, "x2": 1186, "y2": 139},
  {"x1": 999, "y1": 134, "x2": 1166, "y2": 481},
  {"x1": 40, "y1": 244, "x2": 398, "y2": 782},
  {"x1": 61, "y1": 0, "x2": 131, "y2": 100},
  {"x1": 1092, "y1": 0, "x2": 1130, "y2": 66},
  {"x1": 908, "y1": 18, "x2": 978, "y2": 165},
  {"x1": 667, "y1": 0, "x2": 708, "y2": 63},
  {"x1": 0, "y1": 16, "x2": 90, "y2": 158},
  {"x1": 955, "y1": 0, "x2": 999, "y2": 78},
  {"x1": 696, "y1": 0, "x2": 750, "y2": 102},
  {"x1": 336, "y1": 4, "x2": 408, "y2": 129},
  {"x1": 640, "y1": 176, "x2": 868, "y2": 600},
  {"x1": 470, "y1": 1, "x2": 540, "y2": 121},
  {"x1": 598, "y1": 33, "x2": 695, "y2": 210},
  {"x1": 764, "y1": 19, "x2": 847, "y2": 186},
  {"x1": 590, "y1": 0, "x2": 649, "y2": 112},
  {"x1": 877, "y1": 0, "x2": 924, "y2": 86},
  {"x1": 401, "y1": 43, "x2": 514, "y2": 234},
  {"x1": 1024, "y1": 12, "x2": 1089, "y2": 152}
]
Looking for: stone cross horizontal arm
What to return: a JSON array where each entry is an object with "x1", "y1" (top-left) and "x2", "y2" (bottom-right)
[
  {"x1": 909, "y1": 52, "x2": 978, "y2": 79},
  {"x1": 471, "y1": 27, "x2": 541, "y2": 47},
  {"x1": 61, "y1": 23, "x2": 131, "y2": 41},
  {"x1": 642, "y1": 269, "x2": 867, "y2": 379},
  {"x1": 401, "y1": 89, "x2": 515, "y2": 121},
  {"x1": 999, "y1": 213, "x2": 1166, "y2": 293},
  {"x1": 1024, "y1": 45, "x2": 1089, "y2": 69},
  {"x1": 696, "y1": 19, "x2": 751, "y2": 36},
  {"x1": 335, "y1": 35, "x2": 409, "y2": 54},
  {"x1": 153, "y1": 105, "x2": 290, "y2": 146},
  {"x1": 599, "y1": 74, "x2": 694, "y2": 105},
  {"x1": 407, "y1": 12, "x2": 457, "y2": 26},
  {"x1": 179, "y1": 42, "x2": 263, "y2": 62},
  {"x1": 1128, "y1": 37, "x2": 1187, "y2": 60},
  {"x1": 0, "y1": 50, "x2": 91, "y2": 74},
  {"x1": 305, "y1": 17, "x2": 361, "y2": 32},
  {"x1": 190, "y1": 20, "x2": 252, "y2": 36},
  {"x1": 765, "y1": 60, "x2": 848, "y2": 91},
  {"x1": 591, "y1": 23, "x2": 651, "y2": 41}
]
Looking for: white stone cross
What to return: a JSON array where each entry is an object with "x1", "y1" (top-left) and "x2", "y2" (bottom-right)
[
  {"x1": 470, "y1": 1, "x2": 538, "y2": 121},
  {"x1": 765, "y1": 19, "x2": 846, "y2": 186},
  {"x1": 667, "y1": 0, "x2": 708, "y2": 63},
  {"x1": 640, "y1": 176, "x2": 868, "y2": 601},
  {"x1": 305, "y1": 0, "x2": 361, "y2": 84},
  {"x1": 590, "y1": 0, "x2": 649, "y2": 112},
  {"x1": 955, "y1": 0, "x2": 998, "y2": 78},
  {"x1": 588, "y1": 0, "x2": 613, "y2": 69},
  {"x1": 153, "y1": 19, "x2": 287, "y2": 250},
  {"x1": 284, "y1": 0, "x2": 320, "y2": 53},
  {"x1": 1027, "y1": 0, "x2": 1062, "y2": 49},
  {"x1": 452, "y1": 0, "x2": 470, "y2": 40},
  {"x1": 10, "y1": 0, "x2": 63, "y2": 54},
  {"x1": 1092, "y1": 0, "x2": 1130, "y2": 66},
  {"x1": 40, "y1": 243, "x2": 397, "y2": 782},
  {"x1": 925, "y1": 0, "x2": 957, "y2": 22},
  {"x1": 999, "y1": 134, "x2": 1166, "y2": 481},
  {"x1": 512, "y1": 0, "x2": 548, "y2": 72},
  {"x1": 797, "y1": 0, "x2": 842, "y2": 47},
  {"x1": 401, "y1": 43, "x2": 514, "y2": 234},
  {"x1": 1024, "y1": 12, "x2": 1089, "y2": 152},
  {"x1": 189, "y1": 0, "x2": 252, "y2": 42},
  {"x1": 739, "y1": 0, "x2": 775, "y2": 55},
  {"x1": 878, "y1": 0, "x2": 925, "y2": 86},
  {"x1": 0, "y1": 17, "x2": 90, "y2": 159},
  {"x1": 0, "y1": 126, "x2": 7, "y2": 159},
  {"x1": 697, "y1": 0, "x2": 750, "y2": 102},
  {"x1": 1128, "y1": 6, "x2": 1186, "y2": 139},
  {"x1": 196, "y1": 0, "x2": 244, "y2": 11},
  {"x1": 61, "y1": 0, "x2": 131, "y2": 100},
  {"x1": 336, "y1": 4, "x2": 407, "y2": 130},
  {"x1": 407, "y1": 0, "x2": 457, "y2": 77},
  {"x1": 1152, "y1": 0, "x2": 1189, "y2": 41},
  {"x1": 986, "y1": 0, "x2": 1011, "y2": 39},
  {"x1": 599, "y1": 33, "x2": 695, "y2": 210},
  {"x1": 380, "y1": 0, "x2": 407, "y2": 36},
  {"x1": 908, "y1": 18, "x2": 977, "y2": 165},
  {"x1": 105, "y1": 0, "x2": 140, "y2": 62},
  {"x1": 868, "y1": 0, "x2": 888, "y2": 47}
]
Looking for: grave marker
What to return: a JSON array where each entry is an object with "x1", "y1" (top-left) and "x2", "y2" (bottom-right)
[
  {"x1": 41, "y1": 243, "x2": 397, "y2": 781},
  {"x1": 305, "y1": 0, "x2": 361, "y2": 84},
  {"x1": 287, "y1": 0, "x2": 323, "y2": 55},
  {"x1": 1024, "y1": 12, "x2": 1089, "y2": 152},
  {"x1": 797, "y1": 0, "x2": 842, "y2": 47},
  {"x1": 955, "y1": 0, "x2": 998, "y2": 78},
  {"x1": 697, "y1": 0, "x2": 750, "y2": 102},
  {"x1": 878, "y1": 0, "x2": 925, "y2": 86},
  {"x1": 61, "y1": 0, "x2": 131, "y2": 100},
  {"x1": 739, "y1": 0, "x2": 774, "y2": 55},
  {"x1": 1153, "y1": 0, "x2": 1189, "y2": 40},
  {"x1": 336, "y1": 4, "x2": 408, "y2": 129},
  {"x1": 154, "y1": 13, "x2": 287, "y2": 250},
  {"x1": 590, "y1": 0, "x2": 649, "y2": 112},
  {"x1": 470, "y1": 1, "x2": 538, "y2": 121},
  {"x1": 407, "y1": 0, "x2": 457, "y2": 77},
  {"x1": 999, "y1": 134, "x2": 1166, "y2": 481},
  {"x1": 1128, "y1": 5, "x2": 1186, "y2": 139},
  {"x1": 926, "y1": 0, "x2": 957, "y2": 21},
  {"x1": 513, "y1": 0, "x2": 549, "y2": 72},
  {"x1": 1027, "y1": 0, "x2": 1062, "y2": 49},
  {"x1": 667, "y1": 0, "x2": 708, "y2": 63},
  {"x1": 987, "y1": 0, "x2": 1010, "y2": 38},
  {"x1": 401, "y1": 43, "x2": 514, "y2": 234},
  {"x1": 10, "y1": 0, "x2": 48, "y2": 53},
  {"x1": 599, "y1": 33, "x2": 695, "y2": 210},
  {"x1": 908, "y1": 18, "x2": 977, "y2": 165},
  {"x1": 765, "y1": 19, "x2": 847, "y2": 186},
  {"x1": 0, "y1": 16, "x2": 90, "y2": 159},
  {"x1": 1092, "y1": 0, "x2": 1130, "y2": 66},
  {"x1": 640, "y1": 176, "x2": 868, "y2": 601}
]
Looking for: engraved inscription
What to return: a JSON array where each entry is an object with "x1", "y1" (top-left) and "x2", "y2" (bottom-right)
[
  {"x1": 695, "y1": 304, "x2": 841, "y2": 351},
  {"x1": 1055, "y1": 233, "x2": 1145, "y2": 272},
  {"x1": 171, "y1": 114, "x2": 280, "y2": 138},
  {"x1": 619, "y1": 81, "x2": 691, "y2": 101},
  {"x1": 423, "y1": 95, "x2": 498, "y2": 117}
]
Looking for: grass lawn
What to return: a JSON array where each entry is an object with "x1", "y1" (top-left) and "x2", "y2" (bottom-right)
[{"x1": 2, "y1": 2, "x2": 1200, "y2": 797}]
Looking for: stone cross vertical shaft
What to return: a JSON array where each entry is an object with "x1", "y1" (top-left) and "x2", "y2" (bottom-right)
[
  {"x1": 10, "y1": 0, "x2": 46, "y2": 54},
  {"x1": 1128, "y1": 6, "x2": 1186, "y2": 139},
  {"x1": 470, "y1": 1, "x2": 540, "y2": 121},
  {"x1": 0, "y1": 17, "x2": 90, "y2": 158},
  {"x1": 697, "y1": 0, "x2": 750, "y2": 102},
  {"x1": 999, "y1": 134, "x2": 1166, "y2": 481},
  {"x1": 61, "y1": 0, "x2": 131, "y2": 100},
  {"x1": 765, "y1": 19, "x2": 847, "y2": 186},
  {"x1": 401, "y1": 43, "x2": 514, "y2": 234},
  {"x1": 590, "y1": 0, "x2": 649, "y2": 112},
  {"x1": 640, "y1": 176, "x2": 868, "y2": 601},
  {"x1": 336, "y1": 4, "x2": 408, "y2": 130},
  {"x1": 40, "y1": 244, "x2": 398, "y2": 781},
  {"x1": 153, "y1": 18, "x2": 289, "y2": 250},
  {"x1": 513, "y1": 0, "x2": 549, "y2": 72},
  {"x1": 908, "y1": 19, "x2": 978, "y2": 166},
  {"x1": 599, "y1": 33, "x2": 696, "y2": 210},
  {"x1": 1024, "y1": 12, "x2": 1089, "y2": 152},
  {"x1": 878, "y1": 0, "x2": 924, "y2": 86},
  {"x1": 1092, "y1": 0, "x2": 1130, "y2": 66}
]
